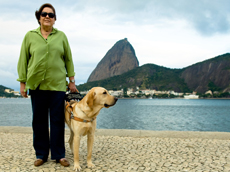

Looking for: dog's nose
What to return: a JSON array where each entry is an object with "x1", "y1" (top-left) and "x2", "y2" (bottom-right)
[{"x1": 114, "y1": 97, "x2": 118, "y2": 102}]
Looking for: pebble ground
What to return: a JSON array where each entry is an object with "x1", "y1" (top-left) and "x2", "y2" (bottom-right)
[{"x1": 1, "y1": 128, "x2": 230, "y2": 172}]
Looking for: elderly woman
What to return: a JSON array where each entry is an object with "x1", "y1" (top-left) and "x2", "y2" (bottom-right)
[{"x1": 17, "y1": 3, "x2": 78, "y2": 167}]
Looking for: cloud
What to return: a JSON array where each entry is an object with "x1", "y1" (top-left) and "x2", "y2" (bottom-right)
[
  {"x1": 1, "y1": 0, "x2": 230, "y2": 91},
  {"x1": 2, "y1": 0, "x2": 230, "y2": 36},
  {"x1": 67, "y1": 0, "x2": 230, "y2": 36},
  {"x1": 0, "y1": 69, "x2": 19, "y2": 91}
]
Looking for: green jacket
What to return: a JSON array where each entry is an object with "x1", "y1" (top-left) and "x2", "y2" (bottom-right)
[{"x1": 17, "y1": 27, "x2": 75, "y2": 92}]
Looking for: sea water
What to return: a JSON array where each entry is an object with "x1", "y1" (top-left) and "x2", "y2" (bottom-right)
[{"x1": 0, "y1": 98, "x2": 230, "y2": 132}]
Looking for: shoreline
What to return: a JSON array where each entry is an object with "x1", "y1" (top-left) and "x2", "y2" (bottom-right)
[
  {"x1": 1, "y1": 97, "x2": 230, "y2": 99},
  {"x1": 119, "y1": 97, "x2": 230, "y2": 100},
  {"x1": 1, "y1": 126, "x2": 230, "y2": 140}
]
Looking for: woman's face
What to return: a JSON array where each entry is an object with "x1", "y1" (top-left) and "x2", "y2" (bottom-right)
[{"x1": 39, "y1": 7, "x2": 55, "y2": 28}]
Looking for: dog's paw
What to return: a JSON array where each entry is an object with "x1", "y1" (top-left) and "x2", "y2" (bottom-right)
[
  {"x1": 87, "y1": 162, "x2": 95, "y2": 168},
  {"x1": 73, "y1": 163, "x2": 81, "y2": 171}
]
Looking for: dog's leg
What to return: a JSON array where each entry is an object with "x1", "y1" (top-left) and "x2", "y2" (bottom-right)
[
  {"x1": 68, "y1": 129, "x2": 74, "y2": 154},
  {"x1": 73, "y1": 135, "x2": 81, "y2": 171},
  {"x1": 87, "y1": 133, "x2": 95, "y2": 168}
]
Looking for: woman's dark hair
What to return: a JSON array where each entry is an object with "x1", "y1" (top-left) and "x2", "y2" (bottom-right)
[{"x1": 35, "y1": 3, "x2": 56, "y2": 25}]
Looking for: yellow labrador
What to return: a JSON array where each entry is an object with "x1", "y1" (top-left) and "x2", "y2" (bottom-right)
[{"x1": 65, "y1": 87, "x2": 118, "y2": 171}]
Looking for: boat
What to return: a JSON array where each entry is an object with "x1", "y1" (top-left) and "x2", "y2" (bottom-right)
[{"x1": 184, "y1": 95, "x2": 199, "y2": 99}]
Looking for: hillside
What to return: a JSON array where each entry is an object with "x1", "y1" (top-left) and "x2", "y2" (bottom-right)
[
  {"x1": 77, "y1": 64, "x2": 191, "y2": 93},
  {"x1": 180, "y1": 53, "x2": 230, "y2": 93},
  {"x1": 77, "y1": 53, "x2": 230, "y2": 94},
  {"x1": 0, "y1": 85, "x2": 17, "y2": 97}
]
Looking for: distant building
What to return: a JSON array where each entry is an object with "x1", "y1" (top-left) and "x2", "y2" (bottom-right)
[
  {"x1": 141, "y1": 89, "x2": 151, "y2": 95},
  {"x1": 127, "y1": 91, "x2": 132, "y2": 96},
  {"x1": 205, "y1": 90, "x2": 213, "y2": 95},
  {"x1": 109, "y1": 90, "x2": 123, "y2": 96},
  {"x1": 12, "y1": 91, "x2": 20, "y2": 96},
  {"x1": 4, "y1": 89, "x2": 14, "y2": 93},
  {"x1": 80, "y1": 91, "x2": 89, "y2": 95},
  {"x1": 192, "y1": 91, "x2": 197, "y2": 95}
]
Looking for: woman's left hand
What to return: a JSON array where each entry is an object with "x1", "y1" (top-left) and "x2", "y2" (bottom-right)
[{"x1": 68, "y1": 82, "x2": 79, "y2": 93}]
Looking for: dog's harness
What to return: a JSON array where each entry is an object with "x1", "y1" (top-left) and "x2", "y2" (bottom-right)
[{"x1": 65, "y1": 102, "x2": 96, "y2": 123}]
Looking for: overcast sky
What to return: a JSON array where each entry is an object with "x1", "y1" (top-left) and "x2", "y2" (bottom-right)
[{"x1": 1, "y1": 0, "x2": 230, "y2": 91}]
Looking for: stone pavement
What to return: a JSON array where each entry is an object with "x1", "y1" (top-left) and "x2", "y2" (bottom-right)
[{"x1": 0, "y1": 127, "x2": 230, "y2": 172}]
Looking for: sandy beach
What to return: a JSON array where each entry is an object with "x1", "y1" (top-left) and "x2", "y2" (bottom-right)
[{"x1": 1, "y1": 126, "x2": 230, "y2": 172}]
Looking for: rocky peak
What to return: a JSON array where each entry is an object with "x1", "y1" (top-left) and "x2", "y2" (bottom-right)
[
  {"x1": 87, "y1": 38, "x2": 139, "y2": 82},
  {"x1": 181, "y1": 53, "x2": 230, "y2": 93}
]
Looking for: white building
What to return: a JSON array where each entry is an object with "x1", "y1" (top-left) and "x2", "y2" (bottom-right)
[
  {"x1": 205, "y1": 90, "x2": 213, "y2": 95},
  {"x1": 4, "y1": 89, "x2": 14, "y2": 93},
  {"x1": 109, "y1": 90, "x2": 123, "y2": 96}
]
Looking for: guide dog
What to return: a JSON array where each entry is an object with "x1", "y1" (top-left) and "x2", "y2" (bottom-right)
[{"x1": 65, "y1": 87, "x2": 118, "y2": 171}]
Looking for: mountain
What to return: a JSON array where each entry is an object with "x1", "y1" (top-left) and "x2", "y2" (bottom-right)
[
  {"x1": 0, "y1": 85, "x2": 16, "y2": 97},
  {"x1": 77, "y1": 53, "x2": 230, "y2": 94},
  {"x1": 87, "y1": 38, "x2": 139, "y2": 82},
  {"x1": 181, "y1": 53, "x2": 230, "y2": 93},
  {"x1": 0, "y1": 85, "x2": 9, "y2": 93},
  {"x1": 78, "y1": 64, "x2": 190, "y2": 93}
]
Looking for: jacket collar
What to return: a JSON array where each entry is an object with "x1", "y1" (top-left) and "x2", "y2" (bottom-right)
[{"x1": 31, "y1": 26, "x2": 58, "y2": 34}]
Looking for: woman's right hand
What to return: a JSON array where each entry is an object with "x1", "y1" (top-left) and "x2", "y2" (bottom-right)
[{"x1": 20, "y1": 82, "x2": 28, "y2": 98}]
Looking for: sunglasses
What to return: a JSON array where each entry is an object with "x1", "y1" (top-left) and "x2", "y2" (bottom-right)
[{"x1": 41, "y1": 12, "x2": 55, "y2": 18}]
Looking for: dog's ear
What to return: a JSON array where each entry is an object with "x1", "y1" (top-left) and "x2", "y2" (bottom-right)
[{"x1": 86, "y1": 91, "x2": 95, "y2": 108}]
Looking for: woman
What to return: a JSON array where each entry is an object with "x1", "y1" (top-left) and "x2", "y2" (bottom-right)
[{"x1": 17, "y1": 3, "x2": 78, "y2": 167}]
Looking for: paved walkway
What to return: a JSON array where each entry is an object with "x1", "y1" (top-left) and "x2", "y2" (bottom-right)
[{"x1": 1, "y1": 126, "x2": 230, "y2": 172}]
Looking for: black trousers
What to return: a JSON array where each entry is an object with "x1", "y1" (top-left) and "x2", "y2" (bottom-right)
[{"x1": 30, "y1": 89, "x2": 66, "y2": 161}]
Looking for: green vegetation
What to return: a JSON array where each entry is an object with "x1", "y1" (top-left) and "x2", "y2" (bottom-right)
[
  {"x1": 77, "y1": 63, "x2": 191, "y2": 93},
  {"x1": 197, "y1": 92, "x2": 230, "y2": 98},
  {"x1": 212, "y1": 92, "x2": 230, "y2": 98},
  {"x1": 0, "y1": 85, "x2": 21, "y2": 98},
  {"x1": 182, "y1": 53, "x2": 230, "y2": 69},
  {"x1": 77, "y1": 53, "x2": 230, "y2": 97},
  {"x1": 208, "y1": 81, "x2": 221, "y2": 92}
]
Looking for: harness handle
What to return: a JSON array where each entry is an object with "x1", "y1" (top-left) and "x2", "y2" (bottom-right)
[{"x1": 65, "y1": 88, "x2": 83, "y2": 102}]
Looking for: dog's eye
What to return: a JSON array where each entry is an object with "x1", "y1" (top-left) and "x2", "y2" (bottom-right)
[{"x1": 103, "y1": 91, "x2": 107, "y2": 94}]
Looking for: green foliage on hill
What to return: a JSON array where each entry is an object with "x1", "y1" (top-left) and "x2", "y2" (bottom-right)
[
  {"x1": 0, "y1": 85, "x2": 17, "y2": 97},
  {"x1": 208, "y1": 81, "x2": 221, "y2": 92},
  {"x1": 0, "y1": 85, "x2": 8, "y2": 92},
  {"x1": 182, "y1": 53, "x2": 230, "y2": 70},
  {"x1": 77, "y1": 53, "x2": 230, "y2": 94},
  {"x1": 77, "y1": 64, "x2": 191, "y2": 93},
  {"x1": 207, "y1": 53, "x2": 230, "y2": 63}
]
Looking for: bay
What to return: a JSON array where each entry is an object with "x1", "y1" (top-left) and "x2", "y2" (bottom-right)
[{"x1": 0, "y1": 98, "x2": 230, "y2": 132}]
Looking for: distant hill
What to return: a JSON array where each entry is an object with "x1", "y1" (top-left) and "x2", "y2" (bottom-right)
[
  {"x1": 77, "y1": 53, "x2": 230, "y2": 94},
  {"x1": 180, "y1": 53, "x2": 230, "y2": 93},
  {"x1": 87, "y1": 38, "x2": 139, "y2": 82},
  {"x1": 77, "y1": 64, "x2": 190, "y2": 93},
  {"x1": 0, "y1": 85, "x2": 17, "y2": 97},
  {"x1": 0, "y1": 85, "x2": 9, "y2": 92}
]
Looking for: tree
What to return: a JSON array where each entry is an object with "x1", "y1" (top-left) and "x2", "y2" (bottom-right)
[
  {"x1": 208, "y1": 81, "x2": 221, "y2": 92},
  {"x1": 123, "y1": 87, "x2": 128, "y2": 97}
]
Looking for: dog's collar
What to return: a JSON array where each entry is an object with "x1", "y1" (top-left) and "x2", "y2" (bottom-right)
[
  {"x1": 66, "y1": 102, "x2": 96, "y2": 123},
  {"x1": 71, "y1": 112, "x2": 96, "y2": 123}
]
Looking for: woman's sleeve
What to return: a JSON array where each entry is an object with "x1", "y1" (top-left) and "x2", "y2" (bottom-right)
[
  {"x1": 17, "y1": 33, "x2": 30, "y2": 82},
  {"x1": 63, "y1": 34, "x2": 75, "y2": 77}
]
